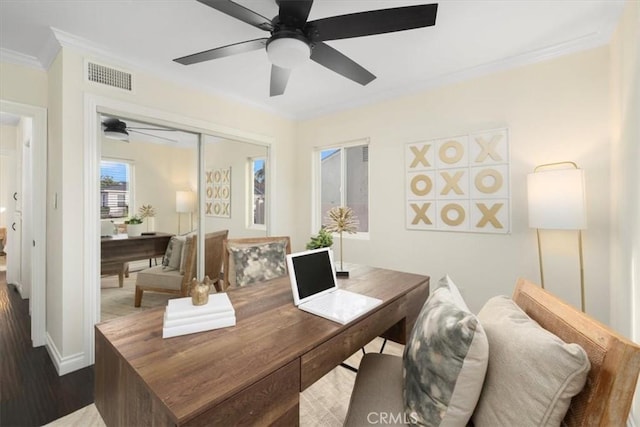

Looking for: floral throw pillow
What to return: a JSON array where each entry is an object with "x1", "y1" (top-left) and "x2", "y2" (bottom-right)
[
  {"x1": 229, "y1": 241, "x2": 287, "y2": 287},
  {"x1": 403, "y1": 275, "x2": 489, "y2": 426}
]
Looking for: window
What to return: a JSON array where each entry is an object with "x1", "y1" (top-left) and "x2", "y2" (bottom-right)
[
  {"x1": 317, "y1": 142, "x2": 369, "y2": 233},
  {"x1": 100, "y1": 159, "x2": 133, "y2": 219},
  {"x1": 250, "y1": 157, "x2": 266, "y2": 227}
]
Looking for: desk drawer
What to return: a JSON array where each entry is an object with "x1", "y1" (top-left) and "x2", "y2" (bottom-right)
[
  {"x1": 300, "y1": 297, "x2": 405, "y2": 390},
  {"x1": 185, "y1": 359, "x2": 300, "y2": 427}
]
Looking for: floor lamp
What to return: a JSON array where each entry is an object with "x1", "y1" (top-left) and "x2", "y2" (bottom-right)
[
  {"x1": 527, "y1": 162, "x2": 587, "y2": 311},
  {"x1": 176, "y1": 191, "x2": 195, "y2": 234}
]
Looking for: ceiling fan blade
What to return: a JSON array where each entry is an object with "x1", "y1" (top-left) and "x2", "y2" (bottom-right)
[
  {"x1": 270, "y1": 65, "x2": 291, "y2": 96},
  {"x1": 174, "y1": 38, "x2": 268, "y2": 65},
  {"x1": 127, "y1": 127, "x2": 177, "y2": 132},
  {"x1": 310, "y1": 42, "x2": 375, "y2": 86},
  {"x1": 277, "y1": 0, "x2": 314, "y2": 28},
  {"x1": 305, "y1": 3, "x2": 438, "y2": 42},
  {"x1": 128, "y1": 129, "x2": 179, "y2": 144},
  {"x1": 197, "y1": 0, "x2": 273, "y2": 32}
]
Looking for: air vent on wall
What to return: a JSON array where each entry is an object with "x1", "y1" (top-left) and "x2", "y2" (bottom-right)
[{"x1": 86, "y1": 61, "x2": 133, "y2": 91}]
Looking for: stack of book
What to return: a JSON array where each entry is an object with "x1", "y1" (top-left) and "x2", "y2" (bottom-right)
[{"x1": 162, "y1": 293, "x2": 236, "y2": 339}]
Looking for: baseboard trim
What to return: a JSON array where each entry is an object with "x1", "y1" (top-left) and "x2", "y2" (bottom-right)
[{"x1": 45, "y1": 333, "x2": 87, "y2": 376}]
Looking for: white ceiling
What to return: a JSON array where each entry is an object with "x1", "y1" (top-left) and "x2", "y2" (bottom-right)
[{"x1": 0, "y1": 0, "x2": 625, "y2": 120}]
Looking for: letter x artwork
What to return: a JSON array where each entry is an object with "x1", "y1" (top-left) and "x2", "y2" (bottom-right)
[
  {"x1": 205, "y1": 167, "x2": 231, "y2": 218},
  {"x1": 406, "y1": 128, "x2": 510, "y2": 234}
]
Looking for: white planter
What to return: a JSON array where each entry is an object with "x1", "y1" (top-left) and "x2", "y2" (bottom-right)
[{"x1": 126, "y1": 223, "x2": 144, "y2": 237}]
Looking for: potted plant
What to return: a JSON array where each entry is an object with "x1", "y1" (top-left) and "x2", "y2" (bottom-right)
[
  {"x1": 306, "y1": 227, "x2": 334, "y2": 250},
  {"x1": 124, "y1": 215, "x2": 144, "y2": 237}
]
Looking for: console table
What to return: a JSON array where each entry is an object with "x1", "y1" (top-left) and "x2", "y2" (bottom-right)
[{"x1": 95, "y1": 264, "x2": 429, "y2": 426}]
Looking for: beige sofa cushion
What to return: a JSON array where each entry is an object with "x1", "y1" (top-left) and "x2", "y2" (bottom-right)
[
  {"x1": 135, "y1": 265, "x2": 183, "y2": 291},
  {"x1": 472, "y1": 296, "x2": 590, "y2": 426},
  {"x1": 343, "y1": 353, "x2": 407, "y2": 426}
]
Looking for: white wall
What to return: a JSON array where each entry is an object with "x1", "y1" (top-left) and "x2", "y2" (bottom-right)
[
  {"x1": 0, "y1": 62, "x2": 48, "y2": 108},
  {"x1": 609, "y1": 0, "x2": 640, "y2": 423},
  {"x1": 297, "y1": 47, "x2": 612, "y2": 322}
]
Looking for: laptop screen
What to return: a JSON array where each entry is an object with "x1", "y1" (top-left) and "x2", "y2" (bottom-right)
[{"x1": 287, "y1": 247, "x2": 338, "y2": 305}]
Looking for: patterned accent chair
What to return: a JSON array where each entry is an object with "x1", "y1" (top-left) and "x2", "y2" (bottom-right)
[
  {"x1": 222, "y1": 236, "x2": 291, "y2": 290},
  {"x1": 134, "y1": 230, "x2": 228, "y2": 307}
]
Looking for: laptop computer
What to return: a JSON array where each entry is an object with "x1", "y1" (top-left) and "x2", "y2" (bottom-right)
[{"x1": 287, "y1": 247, "x2": 382, "y2": 325}]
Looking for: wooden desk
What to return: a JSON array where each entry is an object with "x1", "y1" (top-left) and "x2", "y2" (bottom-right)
[
  {"x1": 95, "y1": 265, "x2": 429, "y2": 426},
  {"x1": 101, "y1": 232, "x2": 172, "y2": 265}
]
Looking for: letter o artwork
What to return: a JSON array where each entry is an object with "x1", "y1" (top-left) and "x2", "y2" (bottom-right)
[
  {"x1": 439, "y1": 140, "x2": 464, "y2": 164},
  {"x1": 410, "y1": 174, "x2": 432, "y2": 196},
  {"x1": 441, "y1": 203, "x2": 465, "y2": 226},
  {"x1": 475, "y1": 168, "x2": 503, "y2": 194}
]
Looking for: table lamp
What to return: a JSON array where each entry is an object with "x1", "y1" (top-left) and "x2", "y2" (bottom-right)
[{"x1": 176, "y1": 190, "x2": 195, "y2": 234}]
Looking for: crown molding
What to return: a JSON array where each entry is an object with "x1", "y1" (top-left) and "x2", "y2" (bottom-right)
[
  {"x1": 296, "y1": 28, "x2": 616, "y2": 120},
  {"x1": 0, "y1": 48, "x2": 44, "y2": 70}
]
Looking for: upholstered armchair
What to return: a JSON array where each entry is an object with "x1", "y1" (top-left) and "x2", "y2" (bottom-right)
[
  {"x1": 222, "y1": 236, "x2": 291, "y2": 290},
  {"x1": 134, "y1": 230, "x2": 228, "y2": 307}
]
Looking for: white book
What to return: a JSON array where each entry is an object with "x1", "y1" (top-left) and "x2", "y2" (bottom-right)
[
  {"x1": 165, "y1": 293, "x2": 235, "y2": 321},
  {"x1": 163, "y1": 311, "x2": 234, "y2": 328},
  {"x1": 162, "y1": 315, "x2": 236, "y2": 339}
]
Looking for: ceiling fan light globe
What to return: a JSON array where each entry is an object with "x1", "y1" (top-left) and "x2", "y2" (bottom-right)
[
  {"x1": 104, "y1": 128, "x2": 129, "y2": 141},
  {"x1": 267, "y1": 37, "x2": 310, "y2": 69}
]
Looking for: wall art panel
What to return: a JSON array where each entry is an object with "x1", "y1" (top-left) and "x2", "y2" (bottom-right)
[
  {"x1": 406, "y1": 128, "x2": 510, "y2": 233},
  {"x1": 205, "y1": 167, "x2": 231, "y2": 218}
]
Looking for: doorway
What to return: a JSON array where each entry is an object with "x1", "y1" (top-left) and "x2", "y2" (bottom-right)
[{"x1": 0, "y1": 100, "x2": 47, "y2": 347}]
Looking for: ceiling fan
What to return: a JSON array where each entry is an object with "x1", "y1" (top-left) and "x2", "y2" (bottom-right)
[
  {"x1": 102, "y1": 118, "x2": 179, "y2": 143},
  {"x1": 174, "y1": 0, "x2": 438, "y2": 96}
]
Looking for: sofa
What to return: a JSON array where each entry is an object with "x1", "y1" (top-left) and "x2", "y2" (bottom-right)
[{"x1": 344, "y1": 277, "x2": 640, "y2": 426}]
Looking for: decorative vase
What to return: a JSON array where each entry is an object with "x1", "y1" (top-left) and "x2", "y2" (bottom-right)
[
  {"x1": 127, "y1": 223, "x2": 144, "y2": 237},
  {"x1": 191, "y1": 276, "x2": 212, "y2": 306},
  {"x1": 146, "y1": 217, "x2": 155, "y2": 232}
]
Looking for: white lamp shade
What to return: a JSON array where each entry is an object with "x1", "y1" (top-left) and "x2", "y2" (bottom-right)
[
  {"x1": 527, "y1": 168, "x2": 587, "y2": 230},
  {"x1": 266, "y1": 37, "x2": 310, "y2": 69},
  {"x1": 176, "y1": 191, "x2": 195, "y2": 213}
]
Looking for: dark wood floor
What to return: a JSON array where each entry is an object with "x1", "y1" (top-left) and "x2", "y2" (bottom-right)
[{"x1": 0, "y1": 270, "x2": 95, "y2": 427}]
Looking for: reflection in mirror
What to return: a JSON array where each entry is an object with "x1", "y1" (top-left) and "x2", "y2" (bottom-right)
[
  {"x1": 99, "y1": 114, "x2": 198, "y2": 321},
  {"x1": 202, "y1": 134, "x2": 268, "y2": 291},
  {"x1": 98, "y1": 116, "x2": 271, "y2": 322},
  {"x1": 202, "y1": 134, "x2": 268, "y2": 240}
]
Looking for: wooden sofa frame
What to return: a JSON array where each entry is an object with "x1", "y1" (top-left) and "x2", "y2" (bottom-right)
[{"x1": 513, "y1": 278, "x2": 640, "y2": 426}]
